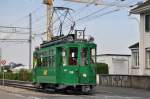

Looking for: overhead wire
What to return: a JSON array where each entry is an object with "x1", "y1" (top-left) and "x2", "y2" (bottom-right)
[
  {"x1": 32, "y1": 1, "x2": 90, "y2": 36},
  {"x1": 11, "y1": 4, "x2": 43, "y2": 25},
  {"x1": 34, "y1": 0, "x2": 141, "y2": 38},
  {"x1": 0, "y1": 3, "x2": 45, "y2": 42},
  {"x1": 0, "y1": 31, "x2": 29, "y2": 35},
  {"x1": 32, "y1": 1, "x2": 72, "y2": 37},
  {"x1": 0, "y1": 26, "x2": 29, "y2": 30},
  {"x1": 0, "y1": 4, "x2": 44, "y2": 42},
  {"x1": 75, "y1": 0, "x2": 137, "y2": 22},
  {"x1": 56, "y1": 0, "x2": 134, "y2": 33},
  {"x1": 8, "y1": 0, "x2": 140, "y2": 38},
  {"x1": 56, "y1": 3, "x2": 115, "y2": 33}
]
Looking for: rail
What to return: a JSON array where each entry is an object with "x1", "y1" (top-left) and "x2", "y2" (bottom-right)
[{"x1": 0, "y1": 79, "x2": 35, "y2": 90}]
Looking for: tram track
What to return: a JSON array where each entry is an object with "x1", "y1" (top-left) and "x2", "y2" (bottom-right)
[
  {"x1": 0, "y1": 79, "x2": 97, "y2": 95},
  {"x1": 0, "y1": 79, "x2": 74, "y2": 94},
  {"x1": 0, "y1": 79, "x2": 36, "y2": 90}
]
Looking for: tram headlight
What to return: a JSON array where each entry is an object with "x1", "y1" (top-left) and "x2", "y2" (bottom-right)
[
  {"x1": 69, "y1": 71, "x2": 74, "y2": 74},
  {"x1": 64, "y1": 69, "x2": 67, "y2": 72},
  {"x1": 83, "y1": 74, "x2": 87, "y2": 77}
]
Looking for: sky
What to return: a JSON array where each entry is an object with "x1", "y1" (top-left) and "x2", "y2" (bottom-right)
[{"x1": 0, "y1": 0, "x2": 142, "y2": 66}]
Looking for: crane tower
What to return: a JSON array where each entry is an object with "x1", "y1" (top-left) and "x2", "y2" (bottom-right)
[{"x1": 43, "y1": 0, "x2": 54, "y2": 41}]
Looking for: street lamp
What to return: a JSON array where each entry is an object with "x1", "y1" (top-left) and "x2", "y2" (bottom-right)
[
  {"x1": 2, "y1": 66, "x2": 4, "y2": 86},
  {"x1": 2, "y1": 62, "x2": 6, "y2": 86},
  {"x1": 128, "y1": 13, "x2": 140, "y2": 33},
  {"x1": 128, "y1": 16, "x2": 140, "y2": 25}
]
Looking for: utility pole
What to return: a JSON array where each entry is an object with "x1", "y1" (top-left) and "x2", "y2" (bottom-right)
[
  {"x1": 0, "y1": 48, "x2": 1, "y2": 72},
  {"x1": 29, "y1": 13, "x2": 32, "y2": 70}
]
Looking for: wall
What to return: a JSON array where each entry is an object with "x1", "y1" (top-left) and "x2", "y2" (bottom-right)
[
  {"x1": 97, "y1": 55, "x2": 131, "y2": 75},
  {"x1": 99, "y1": 75, "x2": 150, "y2": 89},
  {"x1": 130, "y1": 13, "x2": 150, "y2": 75},
  {"x1": 139, "y1": 14, "x2": 150, "y2": 75}
]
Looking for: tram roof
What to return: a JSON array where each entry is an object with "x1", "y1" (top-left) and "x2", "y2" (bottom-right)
[{"x1": 40, "y1": 34, "x2": 96, "y2": 48}]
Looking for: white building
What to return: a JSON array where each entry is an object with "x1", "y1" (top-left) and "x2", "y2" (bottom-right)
[
  {"x1": 129, "y1": 42, "x2": 140, "y2": 75},
  {"x1": 11, "y1": 66, "x2": 29, "y2": 73},
  {"x1": 130, "y1": 0, "x2": 150, "y2": 75},
  {"x1": 97, "y1": 54, "x2": 131, "y2": 75}
]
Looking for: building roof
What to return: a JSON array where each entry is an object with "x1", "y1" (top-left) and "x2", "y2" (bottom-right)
[
  {"x1": 129, "y1": 42, "x2": 139, "y2": 49},
  {"x1": 130, "y1": 0, "x2": 150, "y2": 14},
  {"x1": 97, "y1": 54, "x2": 131, "y2": 57}
]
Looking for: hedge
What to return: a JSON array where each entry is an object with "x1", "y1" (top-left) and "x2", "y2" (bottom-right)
[
  {"x1": 0, "y1": 69, "x2": 32, "y2": 81},
  {"x1": 0, "y1": 63, "x2": 109, "y2": 81},
  {"x1": 95, "y1": 63, "x2": 109, "y2": 74}
]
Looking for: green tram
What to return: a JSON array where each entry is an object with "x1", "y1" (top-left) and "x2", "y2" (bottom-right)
[{"x1": 32, "y1": 33, "x2": 97, "y2": 93}]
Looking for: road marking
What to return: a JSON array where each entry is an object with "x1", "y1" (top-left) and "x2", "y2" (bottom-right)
[
  {"x1": 13, "y1": 93, "x2": 26, "y2": 98},
  {"x1": 98, "y1": 90, "x2": 113, "y2": 94},
  {"x1": 104, "y1": 95, "x2": 142, "y2": 99},
  {"x1": 86, "y1": 94, "x2": 142, "y2": 99},
  {"x1": 27, "y1": 96, "x2": 43, "y2": 99}
]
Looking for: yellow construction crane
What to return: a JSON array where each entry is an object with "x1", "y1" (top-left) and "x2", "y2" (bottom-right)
[{"x1": 43, "y1": 0, "x2": 54, "y2": 41}]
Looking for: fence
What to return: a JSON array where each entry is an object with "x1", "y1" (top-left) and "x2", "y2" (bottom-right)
[{"x1": 98, "y1": 75, "x2": 150, "y2": 89}]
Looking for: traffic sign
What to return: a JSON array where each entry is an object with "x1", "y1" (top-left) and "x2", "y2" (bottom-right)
[{"x1": 0, "y1": 60, "x2": 6, "y2": 65}]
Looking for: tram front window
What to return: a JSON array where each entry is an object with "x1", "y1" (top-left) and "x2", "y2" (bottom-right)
[
  {"x1": 81, "y1": 48, "x2": 88, "y2": 66},
  {"x1": 69, "y1": 47, "x2": 78, "y2": 65},
  {"x1": 91, "y1": 48, "x2": 96, "y2": 63},
  {"x1": 62, "y1": 48, "x2": 67, "y2": 66}
]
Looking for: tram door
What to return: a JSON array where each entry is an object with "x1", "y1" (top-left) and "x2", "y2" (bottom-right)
[
  {"x1": 56, "y1": 47, "x2": 63, "y2": 83},
  {"x1": 56, "y1": 47, "x2": 68, "y2": 83},
  {"x1": 57, "y1": 47, "x2": 79, "y2": 84}
]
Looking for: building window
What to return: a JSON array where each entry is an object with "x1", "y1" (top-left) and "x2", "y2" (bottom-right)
[
  {"x1": 132, "y1": 50, "x2": 139, "y2": 67},
  {"x1": 146, "y1": 48, "x2": 150, "y2": 68},
  {"x1": 145, "y1": 14, "x2": 150, "y2": 32}
]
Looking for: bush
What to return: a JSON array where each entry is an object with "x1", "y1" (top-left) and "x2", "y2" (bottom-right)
[
  {"x1": 0, "y1": 69, "x2": 32, "y2": 81},
  {"x1": 18, "y1": 69, "x2": 32, "y2": 81},
  {"x1": 95, "y1": 63, "x2": 109, "y2": 74}
]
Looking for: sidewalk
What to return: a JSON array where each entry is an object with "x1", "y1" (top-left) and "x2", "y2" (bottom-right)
[{"x1": 96, "y1": 86, "x2": 150, "y2": 98}]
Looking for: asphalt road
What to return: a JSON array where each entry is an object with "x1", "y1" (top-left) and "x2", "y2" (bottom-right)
[
  {"x1": 1, "y1": 86, "x2": 150, "y2": 99},
  {"x1": 0, "y1": 90, "x2": 25, "y2": 99}
]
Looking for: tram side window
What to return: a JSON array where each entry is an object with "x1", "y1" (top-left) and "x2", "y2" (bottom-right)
[
  {"x1": 37, "y1": 55, "x2": 42, "y2": 66},
  {"x1": 42, "y1": 57, "x2": 47, "y2": 67},
  {"x1": 40, "y1": 52, "x2": 47, "y2": 67},
  {"x1": 48, "y1": 49, "x2": 55, "y2": 67},
  {"x1": 40, "y1": 54, "x2": 43, "y2": 66},
  {"x1": 49, "y1": 50, "x2": 52, "y2": 67},
  {"x1": 48, "y1": 56, "x2": 52, "y2": 67},
  {"x1": 90, "y1": 48, "x2": 96, "y2": 63},
  {"x1": 52, "y1": 50, "x2": 55, "y2": 66},
  {"x1": 69, "y1": 47, "x2": 78, "y2": 65},
  {"x1": 44, "y1": 57, "x2": 48, "y2": 66},
  {"x1": 51, "y1": 56, "x2": 55, "y2": 66},
  {"x1": 62, "y1": 48, "x2": 67, "y2": 66},
  {"x1": 81, "y1": 48, "x2": 88, "y2": 65},
  {"x1": 47, "y1": 56, "x2": 49, "y2": 67},
  {"x1": 34, "y1": 53, "x2": 42, "y2": 67},
  {"x1": 33, "y1": 54, "x2": 38, "y2": 67}
]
